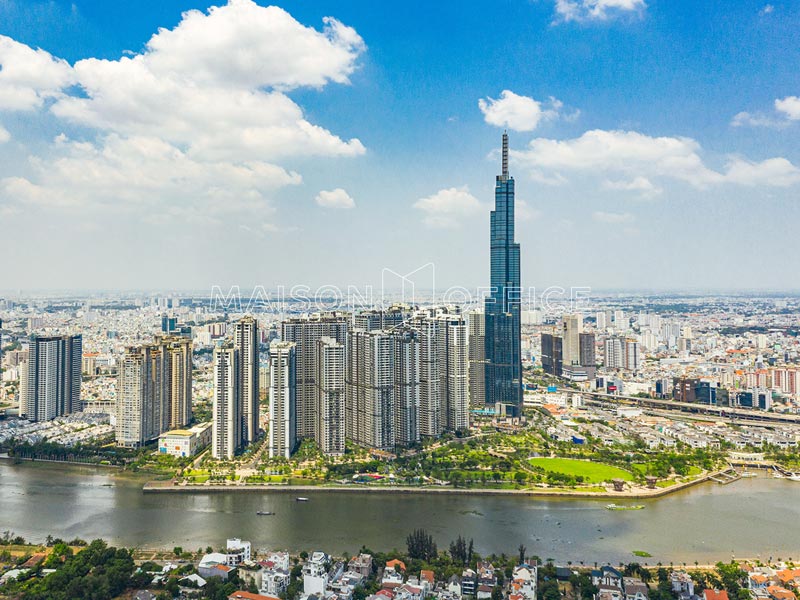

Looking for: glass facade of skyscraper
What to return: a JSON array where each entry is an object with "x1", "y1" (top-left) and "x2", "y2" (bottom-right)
[{"x1": 484, "y1": 133, "x2": 522, "y2": 415}]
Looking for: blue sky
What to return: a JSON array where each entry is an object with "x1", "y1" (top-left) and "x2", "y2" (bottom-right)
[{"x1": 0, "y1": 0, "x2": 799, "y2": 292}]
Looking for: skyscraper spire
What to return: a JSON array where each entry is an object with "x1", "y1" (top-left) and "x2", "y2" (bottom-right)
[{"x1": 501, "y1": 130, "x2": 509, "y2": 178}]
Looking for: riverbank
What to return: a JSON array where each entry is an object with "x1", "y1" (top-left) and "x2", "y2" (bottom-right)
[
  {"x1": 0, "y1": 453, "x2": 122, "y2": 469},
  {"x1": 143, "y1": 470, "x2": 716, "y2": 498}
]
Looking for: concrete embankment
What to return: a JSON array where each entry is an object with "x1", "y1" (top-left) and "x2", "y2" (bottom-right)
[{"x1": 142, "y1": 471, "x2": 717, "y2": 499}]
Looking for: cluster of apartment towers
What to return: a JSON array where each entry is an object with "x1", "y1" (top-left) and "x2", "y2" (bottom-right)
[{"x1": 214, "y1": 307, "x2": 475, "y2": 460}]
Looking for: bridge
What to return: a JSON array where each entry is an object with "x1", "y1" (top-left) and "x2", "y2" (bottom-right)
[{"x1": 559, "y1": 388, "x2": 800, "y2": 427}]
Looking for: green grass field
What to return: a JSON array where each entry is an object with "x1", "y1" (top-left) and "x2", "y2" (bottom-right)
[{"x1": 529, "y1": 457, "x2": 635, "y2": 483}]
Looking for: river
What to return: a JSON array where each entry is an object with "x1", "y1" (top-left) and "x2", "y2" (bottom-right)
[{"x1": 1, "y1": 461, "x2": 797, "y2": 564}]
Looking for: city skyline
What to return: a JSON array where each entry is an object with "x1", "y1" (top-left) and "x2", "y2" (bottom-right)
[{"x1": 1, "y1": 1, "x2": 799, "y2": 291}]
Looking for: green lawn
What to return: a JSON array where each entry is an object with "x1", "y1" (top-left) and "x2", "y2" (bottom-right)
[{"x1": 529, "y1": 457, "x2": 635, "y2": 483}]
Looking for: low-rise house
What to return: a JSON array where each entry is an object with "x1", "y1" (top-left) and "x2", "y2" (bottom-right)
[
  {"x1": 766, "y1": 586, "x2": 795, "y2": 600},
  {"x1": 593, "y1": 566, "x2": 624, "y2": 590},
  {"x1": 349, "y1": 554, "x2": 374, "y2": 578},
  {"x1": 461, "y1": 569, "x2": 478, "y2": 596},
  {"x1": 623, "y1": 577, "x2": 649, "y2": 600},
  {"x1": 776, "y1": 569, "x2": 800, "y2": 588},
  {"x1": 226, "y1": 538, "x2": 252, "y2": 566},
  {"x1": 477, "y1": 584, "x2": 494, "y2": 599},
  {"x1": 749, "y1": 575, "x2": 770, "y2": 591},
  {"x1": 477, "y1": 562, "x2": 497, "y2": 588},
  {"x1": 262, "y1": 569, "x2": 290, "y2": 597},
  {"x1": 420, "y1": 570, "x2": 435, "y2": 590},
  {"x1": 511, "y1": 564, "x2": 538, "y2": 600},
  {"x1": 180, "y1": 573, "x2": 207, "y2": 588},
  {"x1": 596, "y1": 584, "x2": 624, "y2": 600},
  {"x1": 303, "y1": 552, "x2": 330, "y2": 596},
  {"x1": 395, "y1": 583, "x2": 424, "y2": 600},
  {"x1": 199, "y1": 552, "x2": 236, "y2": 581},
  {"x1": 704, "y1": 590, "x2": 730, "y2": 600},
  {"x1": 228, "y1": 592, "x2": 281, "y2": 600},
  {"x1": 447, "y1": 575, "x2": 462, "y2": 596},
  {"x1": 382, "y1": 567, "x2": 405, "y2": 590},
  {"x1": 671, "y1": 571, "x2": 695, "y2": 598},
  {"x1": 387, "y1": 560, "x2": 407, "y2": 573}
]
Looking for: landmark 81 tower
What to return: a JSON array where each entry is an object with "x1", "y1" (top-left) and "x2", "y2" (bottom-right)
[{"x1": 484, "y1": 132, "x2": 522, "y2": 416}]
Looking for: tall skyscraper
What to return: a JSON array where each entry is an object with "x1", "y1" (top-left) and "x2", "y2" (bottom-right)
[
  {"x1": 162, "y1": 335, "x2": 192, "y2": 430},
  {"x1": 116, "y1": 343, "x2": 167, "y2": 447},
  {"x1": 392, "y1": 328, "x2": 421, "y2": 447},
  {"x1": 443, "y1": 314, "x2": 469, "y2": 431},
  {"x1": 467, "y1": 311, "x2": 486, "y2": 408},
  {"x1": 25, "y1": 334, "x2": 82, "y2": 422},
  {"x1": 562, "y1": 314, "x2": 583, "y2": 367},
  {"x1": 579, "y1": 332, "x2": 596, "y2": 367},
  {"x1": 116, "y1": 336, "x2": 192, "y2": 447},
  {"x1": 234, "y1": 316, "x2": 260, "y2": 444},
  {"x1": 315, "y1": 337, "x2": 345, "y2": 455},
  {"x1": 484, "y1": 132, "x2": 522, "y2": 416},
  {"x1": 540, "y1": 333, "x2": 563, "y2": 377},
  {"x1": 268, "y1": 341, "x2": 297, "y2": 459},
  {"x1": 413, "y1": 314, "x2": 444, "y2": 437},
  {"x1": 212, "y1": 344, "x2": 242, "y2": 460},
  {"x1": 282, "y1": 313, "x2": 349, "y2": 441}
]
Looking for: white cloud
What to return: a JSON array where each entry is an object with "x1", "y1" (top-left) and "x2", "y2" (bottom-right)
[
  {"x1": 513, "y1": 129, "x2": 800, "y2": 188},
  {"x1": 603, "y1": 176, "x2": 662, "y2": 197},
  {"x1": 478, "y1": 90, "x2": 561, "y2": 132},
  {"x1": 760, "y1": 4, "x2": 775, "y2": 15},
  {"x1": 0, "y1": 35, "x2": 74, "y2": 111},
  {"x1": 731, "y1": 111, "x2": 784, "y2": 128},
  {"x1": 0, "y1": 124, "x2": 9, "y2": 143},
  {"x1": 724, "y1": 156, "x2": 800, "y2": 187},
  {"x1": 732, "y1": 96, "x2": 800, "y2": 128},
  {"x1": 1, "y1": 134, "x2": 300, "y2": 220},
  {"x1": 413, "y1": 186, "x2": 483, "y2": 228},
  {"x1": 315, "y1": 188, "x2": 355, "y2": 209},
  {"x1": 554, "y1": 0, "x2": 646, "y2": 23},
  {"x1": 593, "y1": 211, "x2": 634, "y2": 224},
  {"x1": 775, "y1": 96, "x2": 800, "y2": 121},
  {"x1": 516, "y1": 199, "x2": 542, "y2": 222},
  {"x1": 0, "y1": 1, "x2": 366, "y2": 225}
]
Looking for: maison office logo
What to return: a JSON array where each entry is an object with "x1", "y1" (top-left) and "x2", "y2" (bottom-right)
[{"x1": 208, "y1": 264, "x2": 591, "y2": 316}]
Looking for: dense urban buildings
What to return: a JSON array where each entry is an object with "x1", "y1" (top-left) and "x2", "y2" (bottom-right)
[{"x1": 484, "y1": 133, "x2": 522, "y2": 416}]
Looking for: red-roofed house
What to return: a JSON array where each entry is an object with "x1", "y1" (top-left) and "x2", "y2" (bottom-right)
[
  {"x1": 767, "y1": 586, "x2": 795, "y2": 600},
  {"x1": 387, "y1": 559, "x2": 407, "y2": 572},
  {"x1": 227, "y1": 592, "x2": 280, "y2": 600},
  {"x1": 704, "y1": 590, "x2": 730, "y2": 600}
]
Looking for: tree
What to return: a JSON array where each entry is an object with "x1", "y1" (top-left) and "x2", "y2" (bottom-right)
[
  {"x1": 407, "y1": 529, "x2": 438, "y2": 561},
  {"x1": 518, "y1": 544, "x2": 527, "y2": 565},
  {"x1": 173, "y1": 546, "x2": 183, "y2": 556},
  {"x1": 450, "y1": 536, "x2": 469, "y2": 565}
]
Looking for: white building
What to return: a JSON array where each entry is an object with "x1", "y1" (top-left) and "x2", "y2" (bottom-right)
[
  {"x1": 212, "y1": 345, "x2": 241, "y2": 460},
  {"x1": 268, "y1": 341, "x2": 296, "y2": 459}
]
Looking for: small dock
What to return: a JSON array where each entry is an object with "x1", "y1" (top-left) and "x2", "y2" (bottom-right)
[{"x1": 709, "y1": 468, "x2": 741, "y2": 484}]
